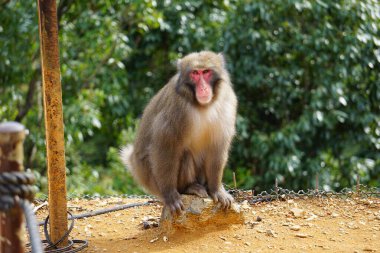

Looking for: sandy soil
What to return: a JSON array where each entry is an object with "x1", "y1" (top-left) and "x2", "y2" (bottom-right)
[{"x1": 35, "y1": 196, "x2": 380, "y2": 253}]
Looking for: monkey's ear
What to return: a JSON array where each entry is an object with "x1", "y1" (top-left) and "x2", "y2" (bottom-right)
[{"x1": 218, "y1": 53, "x2": 226, "y2": 68}]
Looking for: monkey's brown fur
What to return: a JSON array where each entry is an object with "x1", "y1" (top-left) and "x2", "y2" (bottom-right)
[{"x1": 121, "y1": 51, "x2": 237, "y2": 214}]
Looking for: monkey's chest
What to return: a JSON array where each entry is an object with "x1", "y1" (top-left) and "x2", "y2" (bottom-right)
[{"x1": 187, "y1": 110, "x2": 223, "y2": 153}]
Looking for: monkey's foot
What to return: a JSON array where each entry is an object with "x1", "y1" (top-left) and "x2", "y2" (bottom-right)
[
  {"x1": 163, "y1": 191, "x2": 185, "y2": 215},
  {"x1": 209, "y1": 188, "x2": 234, "y2": 209},
  {"x1": 185, "y1": 183, "x2": 208, "y2": 198}
]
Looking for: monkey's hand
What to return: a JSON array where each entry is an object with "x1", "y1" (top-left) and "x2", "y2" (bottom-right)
[
  {"x1": 163, "y1": 190, "x2": 185, "y2": 215},
  {"x1": 210, "y1": 188, "x2": 234, "y2": 209}
]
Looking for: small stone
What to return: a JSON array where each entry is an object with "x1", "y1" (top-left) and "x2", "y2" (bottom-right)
[
  {"x1": 244, "y1": 242, "x2": 251, "y2": 246},
  {"x1": 256, "y1": 228, "x2": 266, "y2": 233},
  {"x1": 331, "y1": 212, "x2": 339, "y2": 218},
  {"x1": 295, "y1": 233, "x2": 308, "y2": 238},
  {"x1": 266, "y1": 230, "x2": 278, "y2": 238},
  {"x1": 233, "y1": 234, "x2": 242, "y2": 240},
  {"x1": 290, "y1": 208, "x2": 305, "y2": 218},
  {"x1": 163, "y1": 236, "x2": 168, "y2": 242},
  {"x1": 306, "y1": 214, "x2": 318, "y2": 221},
  {"x1": 256, "y1": 216, "x2": 262, "y2": 222},
  {"x1": 363, "y1": 247, "x2": 376, "y2": 252},
  {"x1": 290, "y1": 225, "x2": 301, "y2": 231},
  {"x1": 347, "y1": 222, "x2": 359, "y2": 229},
  {"x1": 149, "y1": 237, "x2": 159, "y2": 243},
  {"x1": 241, "y1": 200, "x2": 251, "y2": 210}
]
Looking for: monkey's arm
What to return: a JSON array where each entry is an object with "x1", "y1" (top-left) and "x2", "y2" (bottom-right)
[
  {"x1": 150, "y1": 113, "x2": 185, "y2": 214},
  {"x1": 205, "y1": 139, "x2": 234, "y2": 209}
]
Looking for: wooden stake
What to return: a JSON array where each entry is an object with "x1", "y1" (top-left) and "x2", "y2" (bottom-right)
[
  {"x1": 356, "y1": 174, "x2": 360, "y2": 192},
  {"x1": 37, "y1": 0, "x2": 68, "y2": 246},
  {"x1": 315, "y1": 173, "x2": 319, "y2": 192},
  {"x1": 232, "y1": 172, "x2": 237, "y2": 189},
  {"x1": 275, "y1": 178, "x2": 278, "y2": 193},
  {"x1": 0, "y1": 122, "x2": 26, "y2": 253}
]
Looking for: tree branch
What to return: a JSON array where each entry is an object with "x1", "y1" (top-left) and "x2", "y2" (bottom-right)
[{"x1": 15, "y1": 70, "x2": 40, "y2": 122}]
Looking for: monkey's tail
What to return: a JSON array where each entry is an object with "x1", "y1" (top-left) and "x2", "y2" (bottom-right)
[{"x1": 119, "y1": 144, "x2": 134, "y2": 170}]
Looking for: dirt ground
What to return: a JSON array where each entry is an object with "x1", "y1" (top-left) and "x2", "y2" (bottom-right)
[{"x1": 35, "y1": 196, "x2": 380, "y2": 253}]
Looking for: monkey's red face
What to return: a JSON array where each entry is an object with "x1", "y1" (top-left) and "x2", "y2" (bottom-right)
[{"x1": 190, "y1": 69, "x2": 213, "y2": 105}]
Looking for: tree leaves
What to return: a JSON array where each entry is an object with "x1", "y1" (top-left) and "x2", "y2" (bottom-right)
[{"x1": 0, "y1": 0, "x2": 378, "y2": 194}]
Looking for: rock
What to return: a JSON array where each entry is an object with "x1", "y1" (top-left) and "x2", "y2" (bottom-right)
[
  {"x1": 290, "y1": 208, "x2": 305, "y2": 218},
  {"x1": 241, "y1": 200, "x2": 251, "y2": 210},
  {"x1": 141, "y1": 216, "x2": 160, "y2": 229},
  {"x1": 290, "y1": 225, "x2": 301, "y2": 231},
  {"x1": 256, "y1": 228, "x2": 266, "y2": 233},
  {"x1": 160, "y1": 195, "x2": 244, "y2": 233},
  {"x1": 149, "y1": 237, "x2": 158, "y2": 243},
  {"x1": 306, "y1": 213, "x2": 318, "y2": 221},
  {"x1": 266, "y1": 229, "x2": 278, "y2": 238},
  {"x1": 245, "y1": 220, "x2": 260, "y2": 228},
  {"x1": 295, "y1": 233, "x2": 308, "y2": 238},
  {"x1": 363, "y1": 247, "x2": 376, "y2": 252}
]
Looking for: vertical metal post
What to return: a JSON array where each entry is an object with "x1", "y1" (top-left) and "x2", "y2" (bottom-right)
[
  {"x1": 37, "y1": 0, "x2": 68, "y2": 246},
  {"x1": 0, "y1": 122, "x2": 26, "y2": 253}
]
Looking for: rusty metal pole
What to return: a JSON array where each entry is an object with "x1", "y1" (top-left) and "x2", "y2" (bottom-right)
[
  {"x1": 37, "y1": 0, "x2": 68, "y2": 247},
  {"x1": 0, "y1": 122, "x2": 26, "y2": 253}
]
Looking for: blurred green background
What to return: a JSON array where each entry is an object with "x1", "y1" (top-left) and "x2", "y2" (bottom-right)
[{"x1": 1, "y1": 0, "x2": 379, "y2": 196}]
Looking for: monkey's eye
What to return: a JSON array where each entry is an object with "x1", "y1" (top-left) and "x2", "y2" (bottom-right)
[
  {"x1": 203, "y1": 69, "x2": 211, "y2": 74},
  {"x1": 191, "y1": 70, "x2": 199, "y2": 75}
]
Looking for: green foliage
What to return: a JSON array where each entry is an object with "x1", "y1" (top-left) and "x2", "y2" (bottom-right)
[
  {"x1": 223, "y1": 0, "x2": 380, "y2": 191},
  {"x1": 0, "y1": 0, "x2": 379, "y2": 195}
]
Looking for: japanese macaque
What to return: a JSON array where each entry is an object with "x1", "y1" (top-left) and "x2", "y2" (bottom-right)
[{"x1": 120, "y1": 51, "x2": 237, "y2": 214}]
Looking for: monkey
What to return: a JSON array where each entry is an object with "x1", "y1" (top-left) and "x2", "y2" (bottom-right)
[{"x1": 120, "y1": 51, "x2": 237, "y2": 214}]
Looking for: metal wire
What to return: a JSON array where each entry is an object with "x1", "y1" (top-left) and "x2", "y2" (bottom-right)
[
  {"x1": 229, "y1": 185, "x2": 380, "y2": 204},
  {"x1": 39, "y1": 212, "x2": 88, "y2": 253}
]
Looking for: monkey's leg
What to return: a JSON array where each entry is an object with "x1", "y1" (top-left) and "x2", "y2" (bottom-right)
[
  {"x1": 178, "y1": 151, "x2": 208, "y2": 198},
  {"x1": 205, "y1": 142, "x2": 234, "y2": 209},
  {"x1": 151, "y1": 142, "x2": 184, "y2": 215},
  {"x1": 185, "y1": 183, "x2": 208, "y2": 198}
]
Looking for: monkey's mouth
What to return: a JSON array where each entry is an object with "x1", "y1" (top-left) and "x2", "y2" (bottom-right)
[{"x1": 195, "y1": 82, "x2": 212, "y2": 105}]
